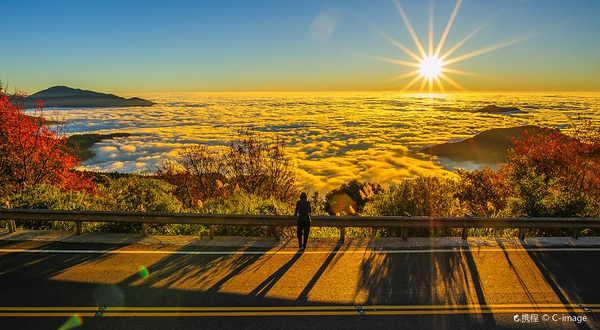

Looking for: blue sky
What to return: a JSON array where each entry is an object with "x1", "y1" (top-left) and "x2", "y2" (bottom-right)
[{"x1": 1, "y1": 0, "x2": 599, "y2": 93}]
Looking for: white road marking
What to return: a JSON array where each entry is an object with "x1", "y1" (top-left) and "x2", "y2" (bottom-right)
[{"x1": 1, "y1": 247, "x2": 600, "y2": 255}]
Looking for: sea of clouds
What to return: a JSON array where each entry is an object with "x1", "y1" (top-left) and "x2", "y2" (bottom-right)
[{"x1": 36, "y1": 92, "x2": 600, "y2": 193}]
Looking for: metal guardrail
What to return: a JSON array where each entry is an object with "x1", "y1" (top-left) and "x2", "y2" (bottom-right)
[{"x1": 1, "y1": 209, "x2": 599, "y2": 241}]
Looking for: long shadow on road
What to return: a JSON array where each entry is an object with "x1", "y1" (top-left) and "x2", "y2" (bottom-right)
[
  {"x1": 296, "y1": 243, "x2": 345, "y2": 303},
  {"x1": 525, "y1": 249, "x2": 600, "y2": 330},
  {"x1": 356, "y1": 245, "x2": 494, "y2": 330},
  {"x1": 0, "y1": 240, "x2": 313, "y2": 312},
  {"x1": 0, "y1": 239, "x2": 123, "y2": 289},
  {"x1": 3, "y1": 236, "x2": 600, "y2": 330}
]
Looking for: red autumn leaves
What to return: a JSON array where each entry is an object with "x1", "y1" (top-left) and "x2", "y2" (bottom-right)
[
  {"x1": 0, "y1": 88, "x2": 93, "y2": 194},
  {"x1": 509, "y1": 125, "x2": 600, "y2": 201}
]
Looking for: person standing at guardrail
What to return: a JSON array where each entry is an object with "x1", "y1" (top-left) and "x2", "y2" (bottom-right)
[{"x1": 294, "y1": 192, "x2": 312, "y2": 252}]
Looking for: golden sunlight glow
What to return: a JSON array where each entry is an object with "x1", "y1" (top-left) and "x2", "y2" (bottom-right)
[
  {"x1": 366, "y1": 0, "x2": 531, "y2": 93},
  {"x1": 419, "y1": 56, "x2": 443, "y2": 79}
]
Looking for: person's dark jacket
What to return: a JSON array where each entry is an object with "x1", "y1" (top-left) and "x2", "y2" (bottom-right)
[{"x1": 294, "y1": 200, "x2": 312, "y2": 222}]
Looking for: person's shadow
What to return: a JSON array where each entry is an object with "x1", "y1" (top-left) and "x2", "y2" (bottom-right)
[{"x1": 250, "y1": 253, "x2": 302, "y2": 298}]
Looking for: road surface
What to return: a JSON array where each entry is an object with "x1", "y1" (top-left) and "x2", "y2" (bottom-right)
[{"x1": 0, "y1": 233, "x2": 599, "y2": 330}]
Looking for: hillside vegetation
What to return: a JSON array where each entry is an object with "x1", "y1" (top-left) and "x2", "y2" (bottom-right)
[{"x1": 2, "y1": 87, "x2": 599, "y2": 238}]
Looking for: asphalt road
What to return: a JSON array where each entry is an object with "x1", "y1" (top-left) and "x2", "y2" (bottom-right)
[{"x1": 1, "y1": 238, "x2": 599, "y2": 330}]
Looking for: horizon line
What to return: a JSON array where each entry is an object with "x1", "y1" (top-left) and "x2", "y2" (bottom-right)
[
  {"x1": 7, "y1": 84, "x2": 600, "y2": 95},
  {"x1": 118, "y1": 89, "x2": 600, "y2": 94}
]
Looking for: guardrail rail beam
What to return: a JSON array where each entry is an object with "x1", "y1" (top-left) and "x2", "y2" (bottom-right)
[{"x1": 0, "y1": 210, "x2": 598, "y2": 241}]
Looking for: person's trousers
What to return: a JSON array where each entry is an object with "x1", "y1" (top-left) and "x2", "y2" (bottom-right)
[{"x1": 297, "y1": 221, "x2": 310, "y2": 248}]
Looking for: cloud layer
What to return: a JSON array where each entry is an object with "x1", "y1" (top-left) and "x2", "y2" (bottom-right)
[{"x1": 47, "y1": 92, "x2": 600, "y2": 193}]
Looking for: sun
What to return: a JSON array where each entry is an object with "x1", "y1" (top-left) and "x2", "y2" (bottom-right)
[
  {"x1": 419, "y1": 56, "x2": 443, "y2": 79},
  {"x1": 364, "y1": 0, "x2": 532, "y2": 93}
]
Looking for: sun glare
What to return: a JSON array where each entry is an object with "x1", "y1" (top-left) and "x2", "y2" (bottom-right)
[
  {"x1": 365, "y1": 0, "x2": 531, "y2": 93},
  {"x1": 419, "y1": 56, "x2": 443, "y2": 79}
]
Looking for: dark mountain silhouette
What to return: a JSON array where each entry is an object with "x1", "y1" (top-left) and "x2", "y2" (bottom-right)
[
  {"x1": 420, "y1": 126, "x2": 558, "y2": 164},
  {"x1": 24, "y1": 86, "x2": 154, "y2": 108},
  {"x1": 476, "y1": 104, "x2": 524, "y2": 114},
  {"x1": 66, "y1": 133, "x2": 131, "y2": 161}
]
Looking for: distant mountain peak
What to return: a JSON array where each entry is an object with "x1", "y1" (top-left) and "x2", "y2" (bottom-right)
[
  {"x1": 420, "y1": 125, "x2": 559, "y2": 164},
  {"x1": 23, "y1": 85, "x2": 155, "y2": 108},
  {"x1": 477, "y1": 105, "x2": 524, "y2": 114},
  {"x1": 46, "y1": 85, "x2": 71, "y2": 90}
]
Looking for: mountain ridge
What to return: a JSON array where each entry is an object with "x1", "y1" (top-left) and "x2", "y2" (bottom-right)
[
  {"x1": 23, "y1": 86, "x2": 154, "y2": 108},
  {"x1": 476, "y1": 104, "x2": 524, "y2": 114},
  {"x1": 419, "y1": 126, "x2": 559, "y2": 164}
]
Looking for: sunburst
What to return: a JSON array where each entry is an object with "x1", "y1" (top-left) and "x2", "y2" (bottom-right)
[{"x1": 366, "y1": 0, "x2": 531, "y2": 93}]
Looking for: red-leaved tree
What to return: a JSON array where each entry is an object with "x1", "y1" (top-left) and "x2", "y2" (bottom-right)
[
  {"x1": 507, "y1": 121, "x2": 600, "y2": 216},
  {"x1": 0, "y1": 87, "x2": 94, "y2": 196}
]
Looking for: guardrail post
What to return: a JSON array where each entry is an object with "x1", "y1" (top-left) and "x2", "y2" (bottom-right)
[
  {"x1": 518, "y1": 228, "x2": 525, "y2": 240},
  {"x1": 209, "y1": 225, "x2": 214, "y2": 239},
  {"x1": 571, "y1": 228, "x2": 579, "y2": 240},
  {"x1": 274, "y1": 226, "x2": 280, "y2": 241},
  {"x1": 339, "y1": 227, "x2": 345, "y2": 243},
  {"x1": 461, "y1": 227, "x2": 469, "y2": 240},
  {"x1": 142, "y1": 223, "x2": 148, "y2": 237},
  {"x1": 401, "y1": 228, "x2": 408, "y2": 241},
  {"x1": 8, "y1": 220, "x2": 17, "y2": 233},
  {"x1": 76, "y1": 222, "x2": 83, "y2": 235}
]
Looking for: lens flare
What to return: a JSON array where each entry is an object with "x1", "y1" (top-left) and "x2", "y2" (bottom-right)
[
  {"x1": 57, "y1": 314, "x2": 83, "y2": 330},
  {"x1": 138, "y1": 266, "x2": 149, "y2": 278},
  {"x1": 93, "y1": 285, "x2": 125, "y2": 307},
  {"x1": 329, "y1": 193, "x2": 357, "y2": 216}
]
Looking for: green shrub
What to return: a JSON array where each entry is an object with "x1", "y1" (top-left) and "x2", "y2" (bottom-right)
[
  {"x1": 203, "y1": 192, "x2": 287, "y2": 215},
  {"x1": 363, "y1": 176, "x2": 459, "y2": 217},
  {"x1": 93, "y1": 176, "x2": 184, "y2": 233},
  {"x1": 361, "y1": 176, "x2": 459, "y2": 237},
  {"x1": 202, "y1": 192, "x2": 293, "y2": 237},
  {"x1": 6, "y1": 184, "x2": 93, "y2": 230}
]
